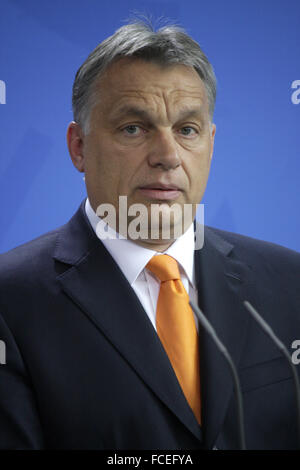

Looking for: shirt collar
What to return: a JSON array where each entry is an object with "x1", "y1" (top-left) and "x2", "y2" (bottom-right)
[{"x1": 85, "y1": 198, "x2": 196, "y2": 288}]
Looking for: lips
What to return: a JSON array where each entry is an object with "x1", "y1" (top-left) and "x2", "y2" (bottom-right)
[
  {"x1": 141, "y1": 183, "x2": 181, "y2": 190},
  {"x1": 138, "y1": 183, "x2": 182, "y2": 201}
]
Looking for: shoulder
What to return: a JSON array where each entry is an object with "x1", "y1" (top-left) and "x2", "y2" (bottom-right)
[
  {"x1": 0, "y1": 227, "x2": 62, "y2": 292},
  {"x1": 0, "y1": 200, "x2": 89, "y2": 284},
  {"x1": 204, "y1": 225, "x2": 300, "y2": 273},
  {"x1": 0, "y1": 227, "x2": 59, "y2": 266}
]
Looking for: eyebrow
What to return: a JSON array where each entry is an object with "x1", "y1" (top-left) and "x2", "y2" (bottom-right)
[{"x1": 109, "y1": 105, "x2": 205, "y2": 124}]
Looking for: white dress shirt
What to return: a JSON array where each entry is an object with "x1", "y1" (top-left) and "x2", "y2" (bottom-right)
[{"x1": 85, "y1": 198, "x2": 199, "y2": 331}]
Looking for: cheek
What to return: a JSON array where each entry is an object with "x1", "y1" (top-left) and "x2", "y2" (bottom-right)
[
  {"x1": 187, "y1": 153, "x2": 212, "y2": 196},
  {"x1": 189, "y1": 147, "x2": 211, "y2": 175},
  {"x1": 85, "y1": 139, "x2": 118, "y2": 179}
]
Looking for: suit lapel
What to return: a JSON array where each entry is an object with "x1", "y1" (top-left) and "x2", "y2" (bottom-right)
[
  {"x1": 53, "y1": 201, "x2": 202, "y2": 442},
  {"x1": 195, "y1": 226, "x2": 254, "y2": 449}
]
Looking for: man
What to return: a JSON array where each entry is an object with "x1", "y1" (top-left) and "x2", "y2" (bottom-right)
[{"x1": 0, "y1": 20, "x2": 299, "y2": 450}]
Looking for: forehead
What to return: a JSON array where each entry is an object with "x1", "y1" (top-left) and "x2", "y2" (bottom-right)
[{"x1": 94, "y1": 58, "x2": 208, "y2": 112}]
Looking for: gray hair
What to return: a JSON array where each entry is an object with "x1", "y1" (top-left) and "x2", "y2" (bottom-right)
[{"x1": 72, "y1": 20, "x2": 217, "y2": 134}]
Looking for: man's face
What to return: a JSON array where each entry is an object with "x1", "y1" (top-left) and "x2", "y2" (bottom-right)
[{"x1": 70, "y1": 58, "x2": 216, "y2": 248}]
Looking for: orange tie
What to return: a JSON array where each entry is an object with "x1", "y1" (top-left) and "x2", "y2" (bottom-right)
[{"x1": 146, "y1": 255, "x2": 201, "y2": 425}]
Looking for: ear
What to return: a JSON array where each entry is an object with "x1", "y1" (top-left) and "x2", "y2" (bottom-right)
[
  {"x1": 209, "y1": 123, "x2": 216, "y2": 161},
  {"x1": 66, "y1": 121, "x2": 86, "y2": 173}
]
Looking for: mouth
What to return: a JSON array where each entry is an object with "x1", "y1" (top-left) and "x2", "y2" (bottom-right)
[{"x1": 138, "y1": 183, "x2": 182, "y2": 201}]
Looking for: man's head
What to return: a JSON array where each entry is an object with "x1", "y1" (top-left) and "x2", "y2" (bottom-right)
[{"x1": 67, "y1": 20, "x2": 216, "y2": 251}]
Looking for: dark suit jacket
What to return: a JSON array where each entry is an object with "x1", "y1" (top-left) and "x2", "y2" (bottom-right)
[{"x1": 0, "y1": 199, "x2": 299, "y2": 450}]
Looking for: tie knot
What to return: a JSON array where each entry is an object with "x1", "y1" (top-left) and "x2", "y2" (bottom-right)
[{"x1": 146, "y1": 255, "x2": 181, "y2": 282}]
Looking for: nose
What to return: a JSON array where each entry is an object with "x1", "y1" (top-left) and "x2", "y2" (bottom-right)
[{"x1": 147, "y1": 130, "x2": 181, "y2": 170}]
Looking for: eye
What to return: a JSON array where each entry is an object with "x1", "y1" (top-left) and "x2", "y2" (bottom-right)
[
  {"x1": 122, "y1": 125, "x2": 143, "y2": 136},
  {"x1": 179, "y1": 126, "x2": 198, "y2": 137}
]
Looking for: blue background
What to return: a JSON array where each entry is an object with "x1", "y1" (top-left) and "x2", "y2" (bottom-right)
[{"x1": 0, "y1": 0, "x2": 299, "y2": 253}]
